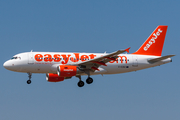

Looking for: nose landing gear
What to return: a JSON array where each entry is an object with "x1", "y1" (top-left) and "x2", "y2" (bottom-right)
[{"x1": 27, "y1": 73, "x2": 32, "y2": 84}]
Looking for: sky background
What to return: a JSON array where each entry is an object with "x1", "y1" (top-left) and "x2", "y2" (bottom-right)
[{"x1": 0, "y1": 0, "x2": 180, "y2": 120}]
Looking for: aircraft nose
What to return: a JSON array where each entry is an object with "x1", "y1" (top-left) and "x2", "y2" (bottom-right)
[
  {"x1": 3, "y1": 60, "x2": 21, "y2": 72},
  {"x1": 3, "y1": 61, "x2": 11, "y2": 69},
  {"x1": 3, "y1": 60, "x2": 16, "y2": 71}
]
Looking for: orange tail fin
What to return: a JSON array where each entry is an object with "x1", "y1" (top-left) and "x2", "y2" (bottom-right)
[{"x1": 133, "y1": 25, "x2": 168, "y2": 56}]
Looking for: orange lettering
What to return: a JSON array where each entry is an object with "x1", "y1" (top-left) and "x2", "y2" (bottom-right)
[
  {"x1": 70, "y1": 53, "x2": 80, "y2": 62},
  {"x1": 109, "y1": 58, "x2": 118, "y2": 63},
  {"x1": 119, "y1": 56, "x2": 128, "y2": 63},
  {"x1": 61, "y1": 55, "x2": 71, "y2": 64},
  {"x1": 81, "y1": 55, "x2": 89, "y2": 62},
  {"x1": 89, "y1": 54, "x2": 96, "y2": 59},
  {"x1": 44, "y1": 54, "x2": 53, "y2": 62},
  {"x1": 54, "y1": 54, "x2": 61, "y2": 62},
  {"x1": 34, "y1": 54, "x2": 43, "y2": 62}
]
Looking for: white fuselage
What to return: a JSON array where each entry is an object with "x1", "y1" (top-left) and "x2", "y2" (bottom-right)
[{"x1": 3, "y1": 52, "x2": 172, "y2": 76}]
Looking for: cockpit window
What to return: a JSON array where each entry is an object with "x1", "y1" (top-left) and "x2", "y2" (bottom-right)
[
  {"x1": 11, "y1": 56, "x2": 21, "y2": 60},
  {"x1": 11, "y1": 57, "x2": 17, "y2": 59}
]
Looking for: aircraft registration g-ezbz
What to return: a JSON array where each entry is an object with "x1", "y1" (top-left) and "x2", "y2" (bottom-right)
[{"x1": 3, "y1": 26, "x2": 175, "y2": 87}]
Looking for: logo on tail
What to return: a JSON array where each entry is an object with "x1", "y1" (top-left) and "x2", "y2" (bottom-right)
[
  {"x1": 133, "y1": 25, "x2": 168, "y2": 56},
  {"x1": 144, "y1": 28, "x2": 163, "y2": 51}
]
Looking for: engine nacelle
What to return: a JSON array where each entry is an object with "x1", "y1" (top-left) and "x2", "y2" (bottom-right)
[
  {"x1": 46, "y1": 73, "x2": 64, "y2": 82},
  {"x1": 57, "y1": 65, "x2": 80, "y2": 77}
]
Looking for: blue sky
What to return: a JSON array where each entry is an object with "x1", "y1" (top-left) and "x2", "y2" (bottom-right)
[{"x1": 1, "y1": 0, "x2": 180, "y2": 120}]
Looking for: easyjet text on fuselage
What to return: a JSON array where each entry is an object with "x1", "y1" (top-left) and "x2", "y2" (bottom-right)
[{"x1": 34, "y1": 53, "x2": 128, "y2": 64}]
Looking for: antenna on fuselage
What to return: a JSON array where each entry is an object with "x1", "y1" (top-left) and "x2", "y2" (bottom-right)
[{"x1": 30, "y1": 50, "x2": 33, "y2": 52}]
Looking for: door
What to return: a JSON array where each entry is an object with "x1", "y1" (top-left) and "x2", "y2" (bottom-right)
[
  {"x1": 132, "y1": 56, "x2": 138, "y2": 67},
  {"x1": 28, "y1": 52, "x2": 34, "y2": 64}
]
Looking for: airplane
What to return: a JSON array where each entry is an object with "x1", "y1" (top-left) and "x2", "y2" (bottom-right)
[{"x1": 3, "y1": 25, "x2": 175, "y2": 87}]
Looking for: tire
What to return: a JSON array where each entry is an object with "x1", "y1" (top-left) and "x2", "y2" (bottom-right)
[
  {"x1": 86, "y1": 77, "x2": 93, "y2": 84},
  {"x1": 27, "y1": 80, "x2": 31, "y2": 84},
  {"x1": 77, "y1": 81, "x2": 84, "y2": 87}
]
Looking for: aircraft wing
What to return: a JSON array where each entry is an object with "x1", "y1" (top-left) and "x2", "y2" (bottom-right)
[{"x1": 71, "y1": 47, "x2": 130, "y2": 71}]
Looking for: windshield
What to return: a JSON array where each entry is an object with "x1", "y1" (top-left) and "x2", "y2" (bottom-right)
[{"x1": 11, "y1": 56, "x2": 21, "y2": 60}]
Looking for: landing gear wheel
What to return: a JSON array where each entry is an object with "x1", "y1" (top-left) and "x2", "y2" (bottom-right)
[
  {"x1": 78, "y1": 81, "x2": 84, "y2": 87},
  {"x1": 86, "y1": 77, "x2": 93, "y2": 84},
  {"x1": 27, "y1": 73, "x2": 32, "y2": 84},
  {"x1": 27, "y1": 80, "x2": 31, "y2": 84}
]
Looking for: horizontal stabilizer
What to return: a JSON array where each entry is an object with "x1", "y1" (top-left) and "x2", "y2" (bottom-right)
[{"x1": 148, "y1": 55, "x2": 175, "y2": 64}]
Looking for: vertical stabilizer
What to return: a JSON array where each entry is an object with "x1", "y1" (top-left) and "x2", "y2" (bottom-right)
[{"x1": 133, "y1": 26, "x2": 168, "y2": 56}]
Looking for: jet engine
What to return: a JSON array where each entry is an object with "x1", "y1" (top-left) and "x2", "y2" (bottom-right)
[
  {"x1": 46, "y1": 73, "x2": 64, "y2": 82},
  {"x1": 57, "y1": 65, "x2": 81, "y2": 77}
]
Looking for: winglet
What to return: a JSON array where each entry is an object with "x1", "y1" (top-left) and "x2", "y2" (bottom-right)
[{"x1": 125, "y1": 47, "x2": 130, "y2": 53}]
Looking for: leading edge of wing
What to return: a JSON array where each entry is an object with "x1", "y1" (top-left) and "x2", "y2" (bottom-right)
[{"x1": 76, "y1": 47, "x2": 130, "y2": 66}]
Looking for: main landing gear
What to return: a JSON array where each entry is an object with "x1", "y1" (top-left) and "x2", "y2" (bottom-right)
[
  {"x1": 76, "y1": 76, "x2": 93, "y2": 87},
  {"x1": 86, "y1": 77, "x2": 93, "y2": 84},
  {"x1": 27, "y1": 73, "x2": 32, "y2": 84}
]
